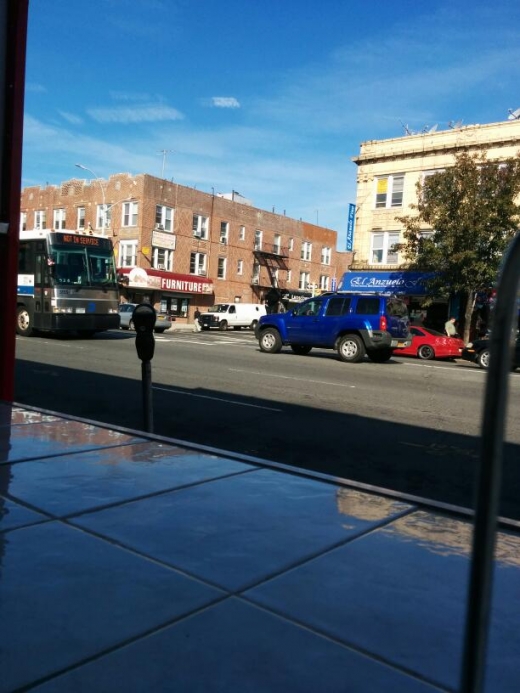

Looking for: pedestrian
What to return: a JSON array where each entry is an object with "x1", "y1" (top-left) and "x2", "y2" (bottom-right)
[
  {"x1": 444, "y1": 316, "x2": 459, "y2": 338},
  {"x1": 193, "y1": 308, "x2": 202, "y2": 332}
]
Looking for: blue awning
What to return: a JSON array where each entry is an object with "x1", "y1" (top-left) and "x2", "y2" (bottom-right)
[{"x1": 338, "y1": 271, "x2": 435, "y2": 296}]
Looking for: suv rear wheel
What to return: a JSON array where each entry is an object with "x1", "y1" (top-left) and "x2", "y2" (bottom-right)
[
  {"x1": 337, "y1": 334, "x2": 365, "y2": 363},
  {"x1": 259, "y1": 328, "x2": 282, "y2": 353}
]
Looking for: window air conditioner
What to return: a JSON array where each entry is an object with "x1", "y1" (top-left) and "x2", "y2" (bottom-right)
[
  {"x1": 194, "y1": 230, "x2": 202, "y2": 238},
  {"x1": 157, "y1": 264, "x2": 166, "y2": 270},
  {"x1": 220, "y1": 237, "x2": 227, "y2": 245},
  {"x1": 197, "y1": 269, "x2": 206, "y2": 276},
  {"x1": 155, "y1": 224, "x2": 164, "y2": 231}
]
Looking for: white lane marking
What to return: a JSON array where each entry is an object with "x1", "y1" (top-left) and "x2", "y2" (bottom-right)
[
  {"x1": 228, "y1": 368, "x2": 356, "y2": 388},
  {"x1": 153, "y1": 386, "x2": 282, "y2": 411}
]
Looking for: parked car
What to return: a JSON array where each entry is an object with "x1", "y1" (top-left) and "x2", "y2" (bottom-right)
[
  {"x1": 398, "y1": 325, "x2": 465, "y2": 360},
  {"x1": 118, "y1": 303, "x2": 173, "y2": 334},
  {"x1": 255, "y1": 292, "x2": 412, "y2": 363},
  {"x1": 200, "y1": 303, "x2": 266, "y2": 330},
  {"x1": 461, "y1": 335, "x2": 520, "y2": 370}
]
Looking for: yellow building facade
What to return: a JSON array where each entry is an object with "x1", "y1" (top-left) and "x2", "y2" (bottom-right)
[
  {"x1": 342, "y1": 118, "x2": 520, "y2": 329},
  {"x1": 351, "y1": 118, "x2": 520, "y2": 269}
]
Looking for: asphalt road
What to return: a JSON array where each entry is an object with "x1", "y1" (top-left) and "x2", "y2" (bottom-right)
[{"x1": 14, "y1": 328, "x2": 520, "y2": 519}]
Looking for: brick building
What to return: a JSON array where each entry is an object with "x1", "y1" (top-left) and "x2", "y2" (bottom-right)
[{"x1": 20, "y1": 173, "x2": 352, "y2": 325}]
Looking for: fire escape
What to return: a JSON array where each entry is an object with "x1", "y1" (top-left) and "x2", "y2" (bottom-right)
[{"x1": 252, "y1": 242, "x2": 290, "y2": 295}]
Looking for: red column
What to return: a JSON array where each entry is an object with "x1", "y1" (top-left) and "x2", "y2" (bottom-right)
[{"x1": 0, "y1": 0, "x2": 29, "y2": 401}]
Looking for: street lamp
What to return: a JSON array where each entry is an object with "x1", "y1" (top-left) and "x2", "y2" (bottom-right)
[{"x1": 75, "y1": 163, "x2": 107, "y2": 235}]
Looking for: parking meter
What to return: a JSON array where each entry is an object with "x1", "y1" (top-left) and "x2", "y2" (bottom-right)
[
  {"x1": 132, "y1": 304, "x2": 156, "y2": 362},
  {"x1": 132, "y1": 304, "x2": 156, "y2": 432}
]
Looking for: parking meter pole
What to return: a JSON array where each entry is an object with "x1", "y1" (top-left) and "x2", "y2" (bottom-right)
[
  {"x1": 141, "y1": 360, "x2": 153, "y2": 433},
  {"x1": 131, "y1": 304, "x2": 156, "y2": 435}
]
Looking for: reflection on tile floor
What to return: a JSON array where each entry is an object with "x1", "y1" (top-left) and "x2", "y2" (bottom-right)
[{"x1": 1, "y1": 402, "x2": 519, "y2": 692}]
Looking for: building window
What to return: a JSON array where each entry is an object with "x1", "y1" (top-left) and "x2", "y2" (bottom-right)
[
  {"x1": 287, "y1": 269, "x2": 292, "y2": 284},
  {"x1": 299, "y1": 271, "x2": 310, "y2": 290},
  {"x1": 53, "y1": 208, "x2": 66, "y2": 230},
  {"x1": 217, "y1": 257, "x2": 227, "y2": 279},
  {"x1": 375, "y1": 174, "x2": 404, "y2": 208},
  {"x1": 237, "y1": 259, "x2": 243, "y2": 275},
  {"x1": 370, "y1": 231, "x2": 400, "y2": 265},
  {"x1": 239, "y1": 225, "x2": 246, "y2": 241},
  {"x1": 153, "y1": 247, "x2": 173, "y2": 271},
  {"x1": 252, "y1": 262, "x2": 260, "y2": 284},
  {"x1": 254, "y1": 229, "x2": 262, "y2": 250},
  {"x1": 319, "y1": 275, "x2": 329, "y2": 290},
  {"x1": 273, "y1": 234, "x2": 281, "y2": 254},
  {"x1": 301, "y1": 241, "x2": 312, "y2": 261},
  {"x1": 190, "y1": 251, "x2": 207, "y2": 275},
  {"x1": 77, "y1": 207, "x2": 85, "y2": 229},
  {"x1": 122, "y1": 201, "x2": 138, "y2": 227},
  {"x1": 192, "y1": 214, "x2": 208, "y2": 239},
  {"x1": 96, "y1": 204, "x2": 111, "y2": 230},
  {"x1": 288, "y1": 238, "x2": 294, "y2": 251},
  {"x1": 35, "y1": 210, "x2": 46, "y2": 229},
  {"x1": 155, "y1": 205, "x2": 174, "y2": 232},
  {"x1": 119, "y1": 240, "x2": 138, "y2": 268},
  {"x1": 321, "y1": 246, "x2": 331, "y2": 265},
  {"x1": 220, "y1": 221, "x2": 229, "y2": 244},
  {"x1": 20, "y1": 212, "x2": 27, "y2": 231}
]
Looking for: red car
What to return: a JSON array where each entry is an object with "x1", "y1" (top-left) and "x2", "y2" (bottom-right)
[{"x1": 398, "y1": 325, "x2": 465, "y2": 360}]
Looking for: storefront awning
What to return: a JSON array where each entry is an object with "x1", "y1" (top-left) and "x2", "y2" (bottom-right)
[
  {"x1": 339, "y1": 271, "x2": 435, "y2": 296},
  {"x1": 118, "y1": 267, "x2": 214, "y2": 295}
]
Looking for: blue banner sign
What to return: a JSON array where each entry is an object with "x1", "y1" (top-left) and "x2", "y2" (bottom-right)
[
  {"x1": 338, "y1": 271, "x2": 435, "y2": 296},
  {"x1": 346, "y1": 203, "x2": 355, "y2": 251}
]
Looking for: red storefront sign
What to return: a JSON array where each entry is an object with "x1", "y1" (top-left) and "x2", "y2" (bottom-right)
[{"x1": 118, "y1": 267, "x2": 213, "y2": 294}]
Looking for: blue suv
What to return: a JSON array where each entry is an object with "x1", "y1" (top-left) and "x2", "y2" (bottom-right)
[{"x1": 255, "y1": 292, "x2": 412, "y2": 363}]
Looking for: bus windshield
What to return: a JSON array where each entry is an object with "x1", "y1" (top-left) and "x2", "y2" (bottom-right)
[{"x1": 48, "y1": 233, "x2": 117, "y2": 288}]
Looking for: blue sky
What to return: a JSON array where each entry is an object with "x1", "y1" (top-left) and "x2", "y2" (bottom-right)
[{"x1": 23, "y1": 0, "x2": 520, "y2": 248}]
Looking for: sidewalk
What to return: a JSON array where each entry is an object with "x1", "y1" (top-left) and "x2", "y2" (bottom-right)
[{"x1": 1, "y1": 401, "x2": 520, "y2": 692}]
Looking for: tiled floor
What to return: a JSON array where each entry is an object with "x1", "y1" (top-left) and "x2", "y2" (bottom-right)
[{"x1": 1, "y1": 401, "x2": 519, "y2": 692}]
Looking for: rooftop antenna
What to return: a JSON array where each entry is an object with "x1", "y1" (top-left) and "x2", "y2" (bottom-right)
[
  {"x1": 508, "y1": 108, "x2": 520, "y2": 120},
  {"x1": 399, "y1": 119, "x2": 413, "y2": 135},
  {"x1": 158, "y1": 149, "x2": 174, "y2": 178},
  {"x1": 448, "y1": 120, "x2": 463, "y2": 129}
]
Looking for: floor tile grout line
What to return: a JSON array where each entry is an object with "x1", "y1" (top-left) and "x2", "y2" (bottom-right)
[
  {"x1": 58, "y1": 518, "x2": 233, "y2": 592},
  {"x1": 14, "y1": 594, "x2": 234, "y2": 693},
  {"x1": 0, "y1": 465, "x2": 259, "y2": 526},
  {"x1": 0, "y1": 439, "x2": 150, "y2": 467},
  {"x1": 229, "y1": 505, "x2": 420, "y2": 595},
  {"x1": 233, "y1": 596, "x2": 454, "y2": 693}
]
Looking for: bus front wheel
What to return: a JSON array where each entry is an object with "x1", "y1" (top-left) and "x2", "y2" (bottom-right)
[{"x1": 16, "y1": 306, "x2": 34, "y2": 337}]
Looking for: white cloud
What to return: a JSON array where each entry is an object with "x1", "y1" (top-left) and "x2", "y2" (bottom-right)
[
  {"x1": 25, "y1": 83, "x2": 46, "y2": 93},
  {"x1": 211, "y1": 97, "x2": 240, "y2": 109},
  {"x1": 58, "y1": 111, "x2": 84, "y2": 125},
  {"x1": 87, "y1": 104, "x2": 184, "y2": 124}
]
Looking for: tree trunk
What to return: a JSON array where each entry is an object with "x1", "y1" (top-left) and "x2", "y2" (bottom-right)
[{"x1": 463, "y1": 290, "x2": 476, "y2": 344}]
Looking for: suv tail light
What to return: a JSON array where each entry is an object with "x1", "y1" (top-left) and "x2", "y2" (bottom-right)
[{"x1": 379, "y1": 315, "x2": 387, "y2": 331}]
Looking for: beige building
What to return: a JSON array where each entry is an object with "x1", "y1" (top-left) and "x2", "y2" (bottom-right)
[
  {"x1": 20, "y1": 173, "x2": 352, "y2": 325},
  {"x1": 343, "y1": 118, "x2": 520, "y2": 327},
  {"x1": 351, "y1": 118, "x2": 520, "y2": 269}
]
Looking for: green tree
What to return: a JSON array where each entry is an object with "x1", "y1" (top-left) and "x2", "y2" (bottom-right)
[{"x1": 396, "y1": 151, "x2": 520, "y2": 343}]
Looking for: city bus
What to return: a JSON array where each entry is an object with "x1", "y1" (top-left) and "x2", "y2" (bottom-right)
[{"x1": 16, "y1": 229, "x2": 120, "y2": 337}]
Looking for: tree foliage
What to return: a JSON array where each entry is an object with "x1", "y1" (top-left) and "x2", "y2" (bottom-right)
[{"x1": 396, "y1": 151, "x2": 520, "y2": 341}]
